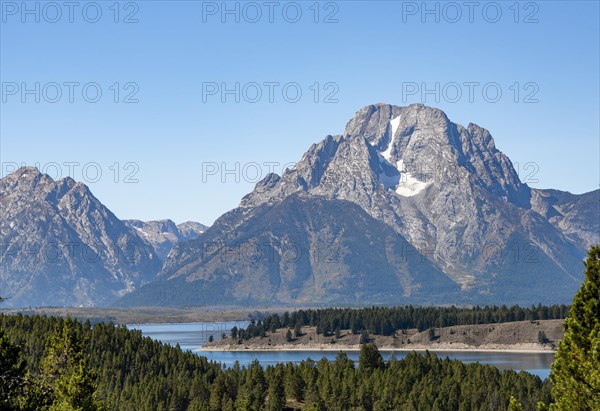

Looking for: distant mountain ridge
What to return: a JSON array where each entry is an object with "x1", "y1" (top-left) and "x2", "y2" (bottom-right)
[
  {"x1": 124, "y1": 219, "x2": 207, "y2": 260},
  {"x1": 0, "y1": 167, "x2": 162, "y2": 307},
  {"x1": 120, "y1": 103, "x2": 599, "y2": 307},
  {"x1": 0, "y1": 167, "x2": 207, "y2": 307}
]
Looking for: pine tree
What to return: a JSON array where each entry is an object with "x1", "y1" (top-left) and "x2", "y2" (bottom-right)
[
  {"x1": 358, "y1": 343, "x2": 384, "y2": 373},
  {"x1": 42, "y1": 317, "x2": 102, "y2": 411},
  {"x1": 265, "y1": 368, "x2": 285, "y2": 411},
  {"x1": 208, "y1": 376, "x2": 225, "y2": 411},
  {"x1": 0, "y1": 327, "x2": 27, "y2": 409},
  {"x1": 550, "y1": 246, "x2": 600, "y2": 409},
  {"x1": 285, "y1": 368, "x2": 304, "y2": 402},
  {"x1": 359, "y1": 330, "x2": 370, "y2": 345},
  {"x1": 304, "y1": 384, "x2": 325, "y2": 410},
  {"x1": 428, "y1": 327, "x2": 436, "y2": 341},
  {"x1": 508, "y1": 396, "x2": 523, "y2": 410},
  {"x1": 294, "y1": 322, "x2": 302, "y2": 338},
  {"x1": 236, "y1": 360, "x2": 266, "y2": 411},
  {"x1": 235, "y1": 384, "x2": 252, "y2": 411}
]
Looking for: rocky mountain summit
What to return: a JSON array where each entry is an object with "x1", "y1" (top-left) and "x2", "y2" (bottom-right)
[
  {"x1": 124, "y1": 219, "x2": 207, "y2": 260},
  {"x1": 2, "y1": 104, "x2": 597, "y2": 308},
  {"x1": 121, "y1": 103, "x2": 599, "y2": 307},
  {"x1": 0, "y1": 167, "x2": 162, "y2": 307}
]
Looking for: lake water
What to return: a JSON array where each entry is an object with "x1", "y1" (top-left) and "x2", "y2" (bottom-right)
[{"x1": 128, "y1": 322, "x2": 554, "y2": 379}]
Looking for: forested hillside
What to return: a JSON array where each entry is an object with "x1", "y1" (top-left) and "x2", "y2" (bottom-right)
[{"x1": 0, "y1": 314, "x2": 552, "y2": 410}]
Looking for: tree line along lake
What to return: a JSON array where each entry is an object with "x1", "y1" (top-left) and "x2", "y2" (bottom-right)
[{"x1": 128, "y1": 321, "x2": 555, "y2": 380}]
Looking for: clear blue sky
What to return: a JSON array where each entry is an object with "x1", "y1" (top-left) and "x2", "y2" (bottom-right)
[{"x1": 1, "y1": 1, "x2": 598, "y2": 224}]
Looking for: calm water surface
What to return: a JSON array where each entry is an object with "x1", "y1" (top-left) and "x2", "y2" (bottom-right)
[{"x1": 128, "y1": 322, "x2": 554, "y2": 379}]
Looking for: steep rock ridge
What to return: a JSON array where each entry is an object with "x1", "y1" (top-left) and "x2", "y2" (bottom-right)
[
  {"x1": 0, "y1": 167, "x2": 162, "y2": 307},
  {"x1": 238, "y1": 104, "x2": 589, "y2": 291},
  {"x1": 122, "y1": 193, "x2": 458, "y2": 307},
  {"x1": 121, "y1": 103, "x2": 598, "y2": 306},
  {"x1": 177, "y1": 221, "x2": 208, "y2": 239},
  {"x1": 530, "y1": 188, "x2": 600, "y2": 249}
]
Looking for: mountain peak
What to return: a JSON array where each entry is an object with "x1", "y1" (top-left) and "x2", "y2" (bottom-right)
[
  {"x1": 118, "y1": 102, "x2": 597, "y2": 307},
  {"x1": 342, "y1": 103, "x2": 530, "y2": 203},
  {"x1": 206, "y1": 103, "x2": 587, "y2": 297},
  {"x1": 2, "y1": 166, "x2": 45, "y2": 185},
  {"x1": 14, "y1": 165, "x2": 42, "y2": 176},
  {"x1": 0, "y1": 170, "x2": 162, "y2": 307},
  {"x1": 1, "y1": 166, "x2": 81, "y2": 194}
]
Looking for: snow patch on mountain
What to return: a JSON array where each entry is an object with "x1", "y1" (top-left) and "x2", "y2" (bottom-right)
[
  {"x1": 381, "y1": 115, "x2": 401, "y2": 162},
  {"x1": 395, "y1": 159, "x2": 431, "y2": 197}
]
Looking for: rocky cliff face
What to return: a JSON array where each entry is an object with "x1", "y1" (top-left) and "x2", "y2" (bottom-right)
[
  {"x1": 122, "y1": 193, "x2": 459, "y2": 307},
  {"x1": 0, "y1": 167, "x2": 162, "y2": 307},
  {"x1": 530, "y1": 188, "x2": 600, "y2": 250},
  {"x1": 121, "y1": 103, "x2": 599, "y2": 307},
  {"x1": 124, "y1": 219, "x2": 207, "y2": 261}
]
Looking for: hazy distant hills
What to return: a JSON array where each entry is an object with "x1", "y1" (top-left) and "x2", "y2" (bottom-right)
[
  {"x1": 119, "y1": 103, "x2": 599, "y2": 307},
  {"x1": 2, "y1": 104, "x2": 598, "y2": 307}
]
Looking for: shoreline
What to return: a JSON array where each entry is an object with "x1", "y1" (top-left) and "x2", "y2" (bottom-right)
[
  {"x1": 0, "y1": 307, "x2": 254, "y2": 325},
  {"x1": 198, "y1": 343, "x2": 556, "y2": 354}
]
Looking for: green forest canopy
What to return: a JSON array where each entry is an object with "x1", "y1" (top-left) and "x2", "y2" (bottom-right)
[{"x1": 1, "y1": 313, "x2": 552, "y2": 411}]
